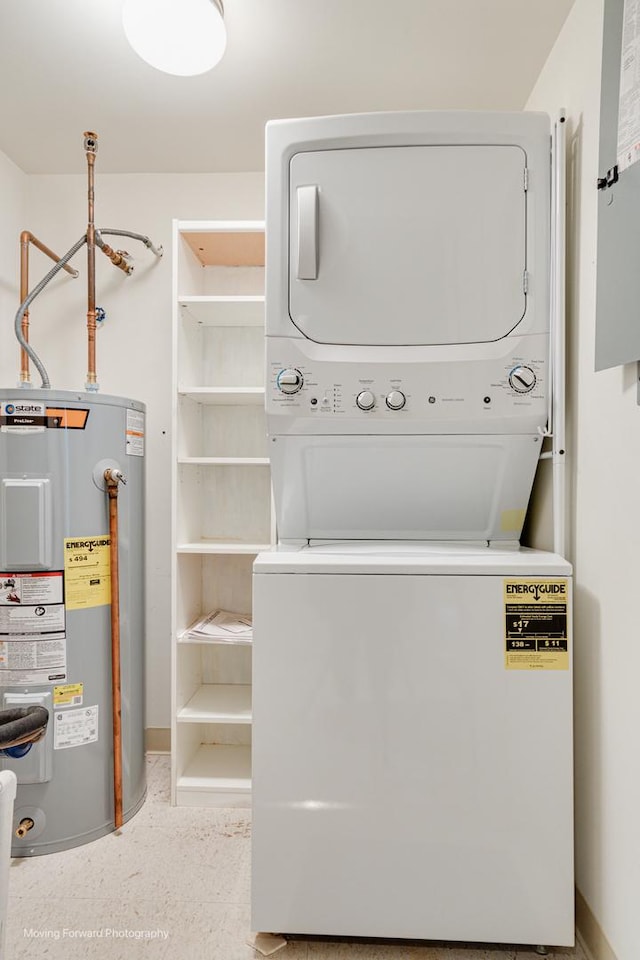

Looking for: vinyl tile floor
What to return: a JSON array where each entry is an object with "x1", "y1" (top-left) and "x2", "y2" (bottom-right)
[{"x1": 5, "y1": 755, "x2": 589, "y2": 960}]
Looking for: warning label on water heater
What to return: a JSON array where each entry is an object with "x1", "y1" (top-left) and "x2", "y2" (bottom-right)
[
  {"x1": 0, "y1": 571, "x2": 67, "y2": 683},
  {"x1": 504, "y1": 578, "x2": 569, "y2": 670},
  {"x1": 126, "y1": 408, "x2": 145, "y2": 457}
]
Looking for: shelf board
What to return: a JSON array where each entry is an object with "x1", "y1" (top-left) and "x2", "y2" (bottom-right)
[
  {"x1": 178, "y1": 219, "x2": 265, "y2": 233},
  {"x1": 178, "y1": 684, "x2": 252, "y2": 724},
  {"x1": 178, "y1": 296, "x2": 264, "y2": 326},
  {"x1": 178, "y1": 387, "x2": 265, "y2": 405},
  {"x1": 182, "y1": 229, "x2": 265, "y2": 267},
  {"x1": 178, "y1": 457, "x2": 270, "y2": 467},
  {"x1": 177, "y1": 631, "x2": 252, "y2": 646},
  {"x1": 176, "y1": 542, "x2": 270, "y2": 555},
  {"x1": 177, "y1": 743, "x2": 252, "y2": 793}
]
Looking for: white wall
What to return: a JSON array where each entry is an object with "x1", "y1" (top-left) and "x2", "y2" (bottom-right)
[
  {"x1": 528, "y1": 2, "x2": 640, "y2": 958},
  {"x1": 0, "y1": 148, "x2": 26, "y2": 387},
  {"x1": 9, "y1": 172, "x2": 264, "y2": 730}
]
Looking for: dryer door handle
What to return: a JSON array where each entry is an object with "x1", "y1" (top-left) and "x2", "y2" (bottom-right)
[{"x1": 296, "y1": 185, "x2": 318, "y2": 280}]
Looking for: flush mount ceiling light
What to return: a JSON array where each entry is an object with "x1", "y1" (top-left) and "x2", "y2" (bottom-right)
[{"x1": 122, "y1": 0, "x2": 227, "y2": 77}]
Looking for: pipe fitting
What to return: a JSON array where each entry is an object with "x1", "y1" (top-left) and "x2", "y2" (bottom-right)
[
  {"x1": 83, "y1": 131, "x2": 98, "y2": 155},
  {"x1": 15, "y1": 817, "x2": 35, "y2": 839},
  {"x1": 95, "y1": 231, "x2": 134, "y2": 275},
  {"x1": 104, "y1": 468, "x2": 127, "y2": 486}
]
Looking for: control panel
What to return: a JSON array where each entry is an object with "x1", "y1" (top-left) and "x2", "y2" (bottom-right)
[{"x1": 268, "y1": 337, "x2": 548, "y2": 432}]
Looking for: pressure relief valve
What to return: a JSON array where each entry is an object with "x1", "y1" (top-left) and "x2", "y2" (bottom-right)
[{"x1": 104, "y1": 468, "x2": 127, "y2": 486}]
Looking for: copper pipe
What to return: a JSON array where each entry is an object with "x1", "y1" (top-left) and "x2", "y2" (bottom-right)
[
  {"x1": 19, "y1": 231, "x2": 78, "y2": 384},
  {"x1": 85, "y1": 131, "x2": 98, "y2": 387},
  {"x1": 105, "y1": 467, "x2": 126, "y2": 830}
]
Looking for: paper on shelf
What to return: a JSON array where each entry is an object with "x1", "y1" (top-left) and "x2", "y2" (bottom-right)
[{"x1": 182, "y1": 609, "x2": 252, "y2": 643}]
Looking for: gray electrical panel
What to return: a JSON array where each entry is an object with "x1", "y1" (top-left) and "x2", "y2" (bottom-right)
[{"x1": 595, "y1": 0, "x2": 640, "y2": 371}]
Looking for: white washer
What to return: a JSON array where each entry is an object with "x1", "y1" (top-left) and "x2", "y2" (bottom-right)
[
  {"x1": 252, "y1": 543, "x2": 573, "y2": 946},
  {"x1": 253, "y1": 111, "x2": 573, "y2": 948}
]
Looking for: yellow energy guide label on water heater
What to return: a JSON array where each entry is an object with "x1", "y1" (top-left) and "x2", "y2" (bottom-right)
[
  {"x1": 504, "y1": 578, "x2": 569, "y2": 670},
  {"x1": 64, "y1": 537, "x2": 111, "y2": 610}
]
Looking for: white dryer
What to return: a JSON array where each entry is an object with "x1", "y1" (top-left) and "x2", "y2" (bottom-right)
[{"x1": 252, "y1": 112, "x2": 573, "y2": 949}]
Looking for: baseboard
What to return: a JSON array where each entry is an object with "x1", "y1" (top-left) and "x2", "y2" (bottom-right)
[
  {"x1": 145, "y1": 727, "x2": 170, "y2": 753},
  {"x1": 576, "y1": 888, "x2": 618, "y2": 960}
]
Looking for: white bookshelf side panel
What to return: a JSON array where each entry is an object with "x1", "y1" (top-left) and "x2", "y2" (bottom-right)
[
  {"x1": 174, "y1": 723, "x2": 202, "y2": 782},
  {"x1": 176, "y1": 644, "x2": 203, "y2": 714},
  {"x1": 177, "y1": 308, "x2": 204, "y2": 385},
  {"x1": 177, "y1": 396, "x2": 204, "y2": 461},
  {"x1": 176, "y1": 553, "x2": 204, "y2": 637},
  {"x1": 176, "y1": 463, "x2": 204, "y2": 545},
  {"x1": 177, "y1": 233, "x2": 206, "y2": 296}
]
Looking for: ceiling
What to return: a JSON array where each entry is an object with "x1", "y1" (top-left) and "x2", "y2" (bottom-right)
[{"x1": 0, "y1": 0, "x2": 575, "y2": 175}]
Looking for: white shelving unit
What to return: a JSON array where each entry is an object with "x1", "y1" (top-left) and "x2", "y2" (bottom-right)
[{"x1": 171, "y1": 219, "x2": 272, "y2": 807}]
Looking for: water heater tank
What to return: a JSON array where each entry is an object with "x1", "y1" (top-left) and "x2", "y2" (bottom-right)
[{"x1": 0, "y1": 389, "x2": 145, "y2": 855}]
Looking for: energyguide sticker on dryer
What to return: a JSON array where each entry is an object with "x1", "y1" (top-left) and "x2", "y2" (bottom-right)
[
  {"x1": 0, "y1": 571, "x2": 67, "y2": 684},
  {"x1": 504, "y1": 579, "x2": 569, "y2": 670}
]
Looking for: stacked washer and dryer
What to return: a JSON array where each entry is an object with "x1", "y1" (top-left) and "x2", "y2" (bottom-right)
[{"x1": 252, "y1": 112, "x2": 573, "y2": 950}]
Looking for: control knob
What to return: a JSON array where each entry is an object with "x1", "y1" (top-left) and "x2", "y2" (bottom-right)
[
  {"x1": 508, "y1": 365, "x2": 536, "y2": 394},
  {"x1": 356, "y1": 390, "x2": 376, "y2": 411},
  {"x1": 277, "y1": 368, "x2": 304, "y2": 394},
  {"x1": 385, "y1": 390, "x2": 406, "y2": 410}
]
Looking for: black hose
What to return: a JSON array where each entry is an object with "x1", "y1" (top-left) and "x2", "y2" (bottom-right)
[{"x1": 0, "y1": 705, "x2": 49, "y2": 749}]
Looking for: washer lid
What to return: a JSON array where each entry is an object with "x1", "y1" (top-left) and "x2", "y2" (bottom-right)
[
  {"x1": 288, "y1": 144, "x2": 527, "y2": 346},
  {"x1": 254, "y1": 545, "x2": 572, "y2": 576}
]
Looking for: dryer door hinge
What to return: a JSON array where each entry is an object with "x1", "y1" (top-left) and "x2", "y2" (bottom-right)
[
  {"x1": 523, "y1": 270, "x2": 529, "y2": 294},
  {"x1": 524, "y1": 166, "x2": 529, "y2": 191}
]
